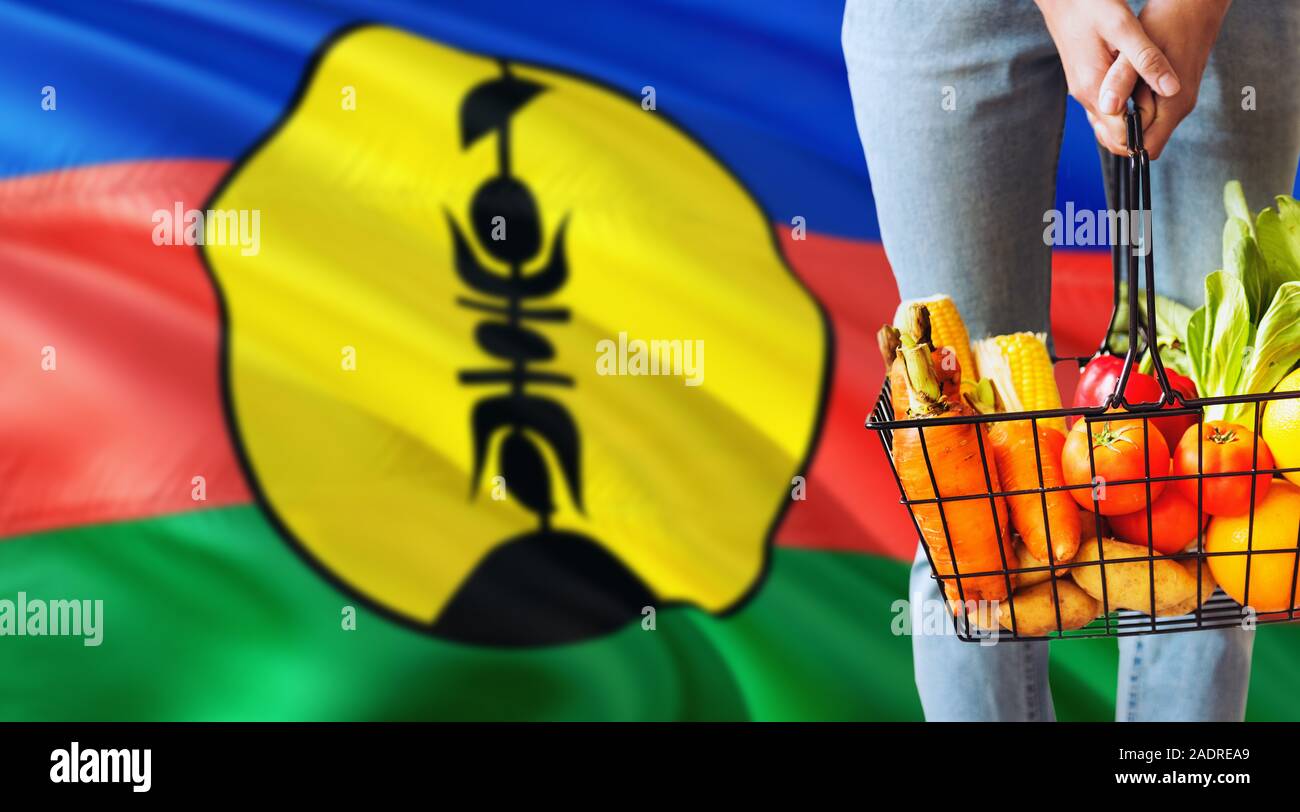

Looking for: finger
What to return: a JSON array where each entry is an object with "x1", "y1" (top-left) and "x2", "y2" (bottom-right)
[
  {"x1": 1097, "y1": 56, "x2": 1139, "y2": 115},
  {"x1": 1141, "y1": 112, "x2": 1177, "y2": 160},
  {"x1": 1091, "y1": 118, "x2": 1127, "y2": 156},
  {"x1": 1137, "y1": 85, "x2": 1182, "y2": 160},
  {"x1": 1133, "y1": 83, "x2": 1157, "y2": 133},
  {"x1": 1087, "y1": 108, "x2": 1130, "y2": 156},
  {"x1": 1106, "y1": 14, "x2": 1181, "y2": 97}
]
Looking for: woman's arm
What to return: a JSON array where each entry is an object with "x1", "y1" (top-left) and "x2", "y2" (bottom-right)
[
  {"x1": 1128, "y1": 0, "x2": 1233, "y2": 159},
  {"x1": 1035, "y1": 0, "x2": 1182, "y2": 155}
]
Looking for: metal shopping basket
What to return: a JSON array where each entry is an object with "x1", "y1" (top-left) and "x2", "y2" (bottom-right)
[{"x1": 866, "y1": 109, "x2": 1300, "y2": 642}]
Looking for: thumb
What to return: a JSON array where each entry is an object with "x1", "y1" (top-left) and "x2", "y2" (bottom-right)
[
  {"x1": 1133, "y1": 82, "x2": 1157, "y2": 134},
  {"x1": 1108, "y1": 15, "x2": 1181, "y2": 97},
  {"x1": 1133, "y1": 84, "x2": 1172, "y2": 159}
]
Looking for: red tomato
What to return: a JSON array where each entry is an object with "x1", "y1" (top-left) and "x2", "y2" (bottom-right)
[
  {"x1": 1157, "y1": 369, "x2": 1199, "y2": 449},
  {"x1": 1071, "y1": 357, "x2": 1198, "y2": 449},
  {"x1": 1173, "y1": 421, "x2": 1274, "y2": 516},
  {"x1": 1063, "y1": 414, "x2": 1170, "y2": 515},
  {"x1": 1108, "y1": 487, "x2": 1208, "y2": 554}
]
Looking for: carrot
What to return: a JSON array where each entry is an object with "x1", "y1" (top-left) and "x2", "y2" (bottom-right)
[
  {"x1": 879, "y1": 320, "x2": 959, "y2": 419},
  {"x1": 891, "y1": 338, "x2": 1015, "y2": 607},
  {"x1": 962, "y1": 379, "x2": 1081, "y2": 564},
  {"x1": 985, "y1": 421, "x2": 1081, "y2": 564},
  {"x1": 888, "y1": 351, "x2": 959, "y2": 415}
]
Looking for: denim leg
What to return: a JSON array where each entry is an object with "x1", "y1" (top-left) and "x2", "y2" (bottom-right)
[
  {"x1": 1112, "y1": 2, "x2": 1298, "y2": 723},
  {"x1": 845, "y1": 0, "x2": 1065, "y2": 721},
  {"x1": 842, "y1": 0, "x2": 1066, "y2": 338},
  {"x1": 909, "y1": 544, "x2": 1055, "y2": 722},
  {"x1": 1116, "y1": 628, "x2": 1254, "y2": 722}
]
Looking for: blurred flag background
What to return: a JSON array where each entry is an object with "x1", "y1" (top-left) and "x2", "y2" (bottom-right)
[{"x1": 2, "y1": 0, "x2": 1299, "y2": 721}]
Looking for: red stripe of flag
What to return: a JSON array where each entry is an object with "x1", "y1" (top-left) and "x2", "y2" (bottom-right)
[
  {"x1": 0, "y1": 161, "x2": 249, "y2": 537},
  {"x1": 0, "y1": 160, "x2": 1116, "y2": 563}
]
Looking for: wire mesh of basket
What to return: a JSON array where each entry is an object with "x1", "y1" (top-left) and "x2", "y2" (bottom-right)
[{"x1": 866, "y1": 108, "x2": 1300, "y2": 642}]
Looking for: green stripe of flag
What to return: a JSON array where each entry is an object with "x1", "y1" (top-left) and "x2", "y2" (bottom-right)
[{"x1": 2, "y1": 505, "x2": 1295, "y2": 720}]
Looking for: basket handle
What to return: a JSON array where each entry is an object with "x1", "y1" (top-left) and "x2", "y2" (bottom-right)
[{"x1": 1095, "y1": 105, "x2": 1184, "y2": 411}]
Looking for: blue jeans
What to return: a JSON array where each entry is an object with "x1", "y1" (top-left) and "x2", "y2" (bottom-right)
[{"x1": 844, "y1": 0, "x2": 1300, "y2": 721}]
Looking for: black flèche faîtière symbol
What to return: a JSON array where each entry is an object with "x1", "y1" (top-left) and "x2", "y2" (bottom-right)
[
  {"x1": 449, "y1": 61, "x2": 579, "y2": 522},
  {"x1": 435, "y1": 60, "x2": 652, "y2": 646}
]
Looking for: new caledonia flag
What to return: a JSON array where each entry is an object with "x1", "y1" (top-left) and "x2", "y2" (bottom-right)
[{"x1": 3, "y1": 0, "x2": 1299, "y2": 720}]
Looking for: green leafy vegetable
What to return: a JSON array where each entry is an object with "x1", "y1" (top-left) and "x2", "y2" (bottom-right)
[
  {"x1": 1181, "y1": 184, "x2": 1300, "y2": 423},
  {"x1": 1150, "y1": 289, "x2": 1193, "y2": 342},
  {"x1": 1224, "y1": 181, "x2": 1254, "y2": 236},
  {"x1": 1186, "y1": 301, "x2": 1207, "y2": 389},
  {"x1": 1235, "y1": 282, "x2": 1300, "y2": 420},
  {"x1": 1223, "y1": 216, "x2": 1266, "y2": 320},
  {"x1": 1192, "y1": 271, "x2": 1253, "y2": 420},
  {"x1": 1109, "y1": 282, "x2": 1194, "y2": 377},
  {"x1": 1256, "y1": 194, "x2": 1300, "y2": 290}
]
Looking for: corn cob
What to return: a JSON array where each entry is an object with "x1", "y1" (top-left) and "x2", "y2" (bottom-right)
[
  {"x1": 972, "y1": 332, "x2": 1065, "y2": 431},
  {"x1": 893, "y1": 295, "x2": 974, "y2": 383}
]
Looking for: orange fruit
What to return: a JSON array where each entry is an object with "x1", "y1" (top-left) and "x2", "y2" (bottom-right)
[
  {"x1": 1206, "y1": 479, "x2": 1300, "y2": 611},
  {"x1": 1261, "y1": 368, "x2": 1300, "y2": 487}
]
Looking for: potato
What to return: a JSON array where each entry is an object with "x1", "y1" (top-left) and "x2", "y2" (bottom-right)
[
  {"x1": 1069, "y1": 537, "x2": 1199, "y2": 614},
  {"x1": 1000, "y1": 580, "x2": 1100, "y2": 635},
  {"x1": 965, "y1": 580, "x2": 1100, "y2": 636},
  {"x1": 1009, "y1": 509, "x2": 1094, "y2": 589},
  {"x1": 1013, "y1": 538, "x2": 1077, "y2": 589},
  {"x1": 963, "y1": 600, "x2": 1000, "y2": 632},
  {"x1": 1014, "y1": 558, "x2": 1053, "y2": 588},
  {"x1": 1159, "y1": 559, "x2": 1218, "y2": 617}
]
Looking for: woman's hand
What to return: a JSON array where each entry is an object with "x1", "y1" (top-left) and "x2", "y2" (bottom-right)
[
  {"x1": 1036, "y1": 0, "x2": 1182, "y2": 156},
  {"x1": 1123, "y1": 0, "x2": 1232, "y2": 159}
]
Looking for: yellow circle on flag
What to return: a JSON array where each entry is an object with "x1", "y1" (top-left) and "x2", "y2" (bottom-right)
[{"x1": 204, "y1": 26, "x2": 828, "y2": 645}]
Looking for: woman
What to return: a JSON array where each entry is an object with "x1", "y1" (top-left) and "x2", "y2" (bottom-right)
[{"x1": 843, "y1": 0, "x2": 1300, "y2": 721}]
